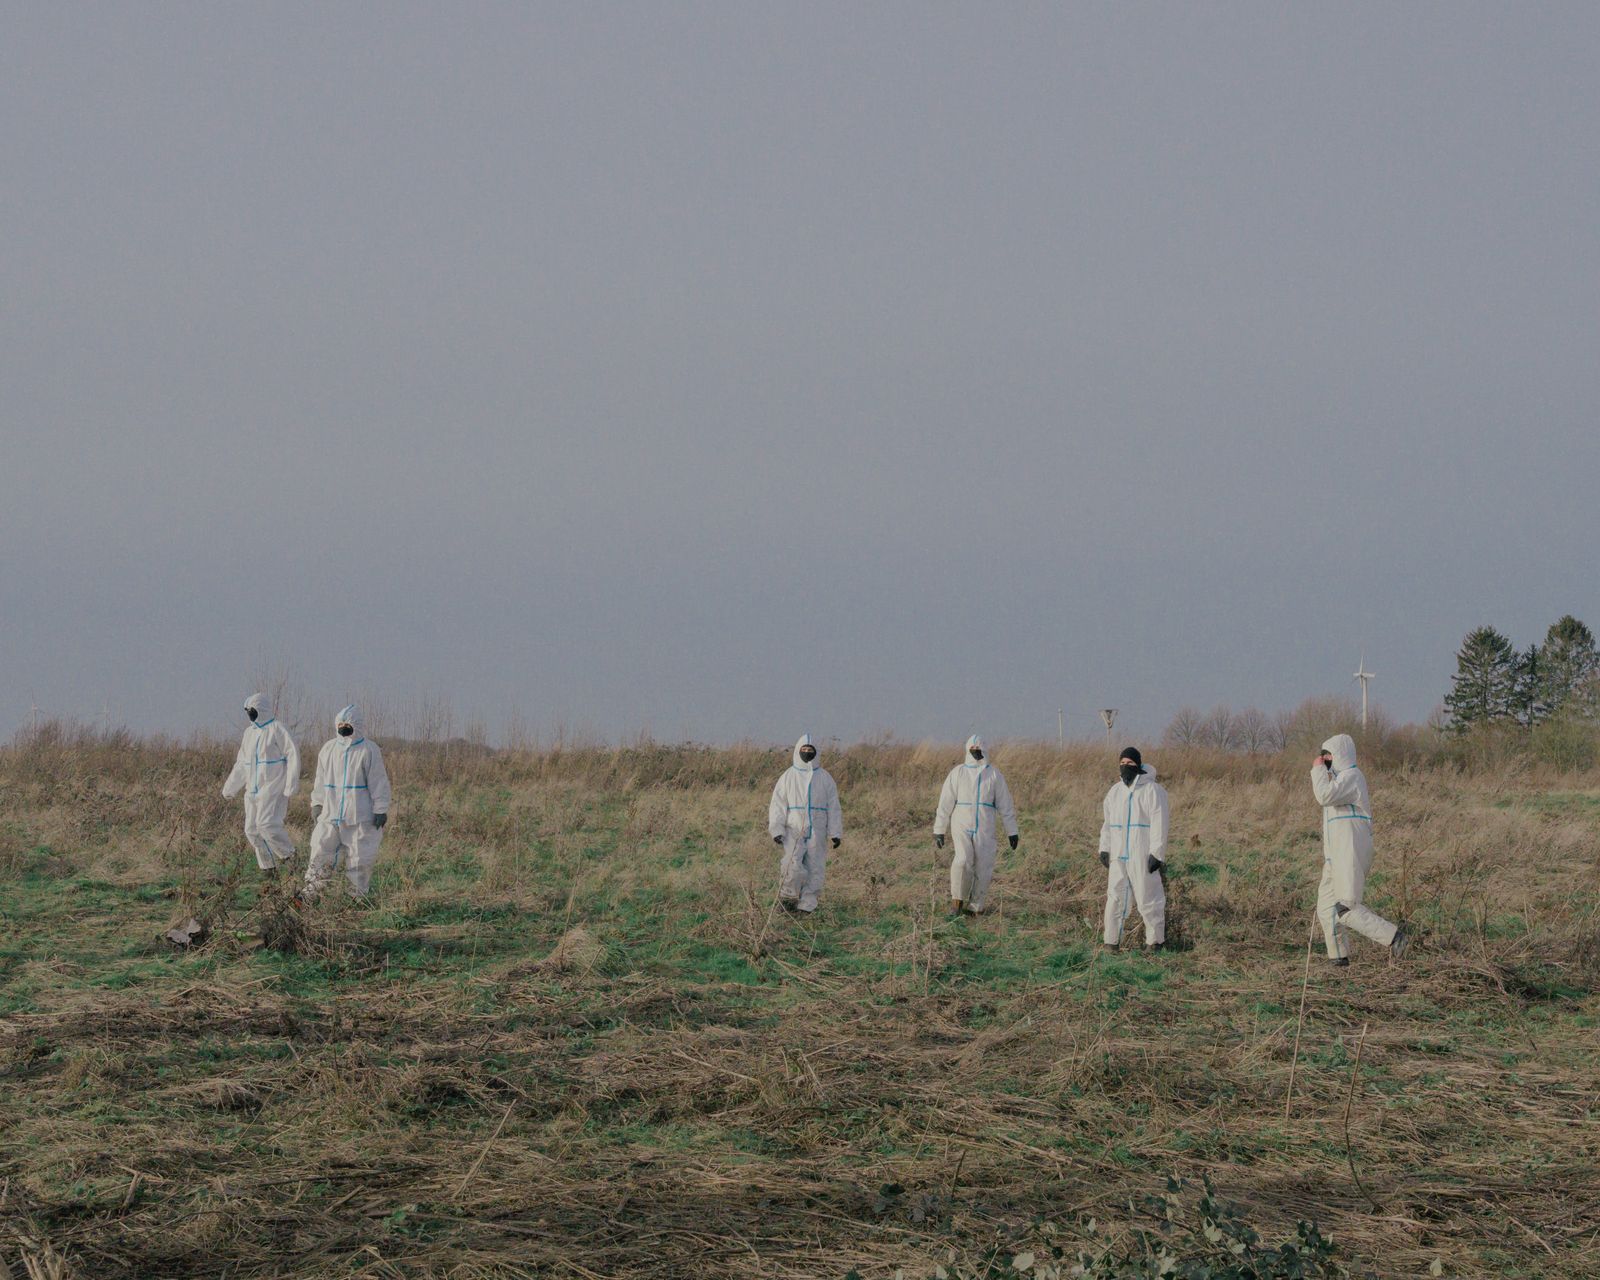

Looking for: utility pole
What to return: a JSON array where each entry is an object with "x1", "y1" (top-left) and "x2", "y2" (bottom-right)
[
  {"x1": 1099, "y1": 708, "x2": 1117, "y2": 741},
  {"x1": 1058, "y1": 708, "x2": 1064, "y2": 749}
]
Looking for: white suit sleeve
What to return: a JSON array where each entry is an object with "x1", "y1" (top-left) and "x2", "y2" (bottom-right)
[
  {"x1": 282, "y1": 728, "x2": 301, "y2": 798},
  {"x1": 933, "y1": 770, "x2": 957, "y2": 835},
  {"x1": 768, "y1": 779, "x2": 787, "y2": 838},
  {"x1": 827, "y1": 775, "x2": 843, "y2": 840},
  {"x1": 222, "y1": 739, "x2": 247, "y2": 798},
  {"x1": 1149, "y1": 786, "x2": 1170, "y2": 864},
  {"x1": 995, "y1": 771, "x2": 1019, "y2": 839},
  {"x1": 1098, "y1": 791, "x2": 1113, "y2": 854},
  {"x1": 1311, "y1": 765, "x2": 1361, "y2": 808},
  {"x1": 367, "y1": 744, "x2": 392, "y2": 815},
  {"x1": 311, "y1": 746, "x2": 329, "y2": 813}
]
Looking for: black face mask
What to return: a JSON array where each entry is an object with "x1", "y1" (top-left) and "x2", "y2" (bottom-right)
[
  {"x1": 338, "y1": 725, "x2": 354, "y2": 737},
  {"x1": 247, "y1": 708, "x2": 258, "y2": 721},
  {"x1": 798, "y1": 748, "x2": 816, "y2": 763},
  {"x1": 970, "y1": 749, "x2": 984, "y2": 761},
  {"x1": 1120, "y1": 764, "x2": 1140, "y2": 786}
]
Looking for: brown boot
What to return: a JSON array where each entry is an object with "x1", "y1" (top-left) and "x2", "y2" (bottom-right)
[{"x1": 945, "y1": 899, "x2": 965, "y2": 921}]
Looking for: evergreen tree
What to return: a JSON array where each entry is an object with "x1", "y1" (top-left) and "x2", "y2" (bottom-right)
[
  {"x1": 1444, "y1": 626, "x2": 1520, "y2": 730},
  {"x1": 1511, "y1": 644, "x2": 1546, "y2": 726},
  {"x1": 1538, "y1": 615, "x2": 1599, "y2": 716}
]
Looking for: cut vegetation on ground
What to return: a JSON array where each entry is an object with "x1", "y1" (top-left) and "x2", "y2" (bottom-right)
[{"x1": 2, "y1": 739, "x2": 1597, "y2": 1277}]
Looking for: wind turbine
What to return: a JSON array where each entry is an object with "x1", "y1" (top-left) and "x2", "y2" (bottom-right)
[{"x1": 1353, "y1": 654, "x2": 1375, "y2": 731}]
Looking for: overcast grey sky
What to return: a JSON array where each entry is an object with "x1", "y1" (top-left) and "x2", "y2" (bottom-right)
[{"x1": 3, "y1": 3, "x2": 1596, "y2": 745}]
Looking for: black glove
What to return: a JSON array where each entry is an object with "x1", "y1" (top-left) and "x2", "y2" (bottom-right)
[
  {"x1": 831, "y1": 837, "x2": 841, "y2": 849},
  {"x1": 934, "y1": 834, "x2": 945, "y2": 850},
  {"x1": 1147, "y1": 855, "x2": 1161, "y2": 875},
  {"x1": 774, "y1": 835, "x2": 784, "y2": 845},
  {"x1": 1099, "y1": 851, "x2": 1111, "y2": 869},
  {"x1": 373, "y1": 813, "x2": 388, "y2": 830},
  {"x1": 1008, "y1": 834, "x2": 1019, "y2": 850}
]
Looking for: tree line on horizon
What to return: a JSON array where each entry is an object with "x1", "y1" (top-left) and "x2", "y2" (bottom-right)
[
  {"x1": 1159, "y1": 614, "x2": 1599, "y2": 765},
  {"x1": 1160, "y1": 697, "x2": 1389, "y2": 755},
  {"x1": 11, "y1": 619, "x2": 1599, "y2": 764}
]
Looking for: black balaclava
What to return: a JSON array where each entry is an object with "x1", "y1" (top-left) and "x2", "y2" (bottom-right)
[
  {"x1": 1119, "y1": 746, "x2": 1143, "y2": 787},
  {"x1": 247, "y1": 707, "x2": 258, "y2": 721},
  {"x1": 799, "y1": 745, "x2": 816, "y2": 763},
  {"x1": 338, "y1": 724, "x2": 355, "y2": 737}
]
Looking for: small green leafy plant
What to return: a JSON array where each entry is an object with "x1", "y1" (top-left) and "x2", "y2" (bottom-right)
[
  {"x1": 1061, "y1": 1176, "x2": 1344, "y2": 1278},
  {"x1": 870, "y1": 1176, "x2": 1351, "y2": 1280}
]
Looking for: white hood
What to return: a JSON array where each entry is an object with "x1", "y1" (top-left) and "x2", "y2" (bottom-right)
[
  {"x1": 244, "y1": 692, "x2": 276, "y2": 724},
  {"x1": 335, "y1": 703, "x2": 364, "y2": 737},
  {"x1": 964, "y1": 734, "x2": 986, "y2": 765},
  {"x1": 1323, "y1": 734, "x2": 1357, "y2": 772},
  {"x1": 792, "y1": 733, "x2": 818, "y2": 771}
]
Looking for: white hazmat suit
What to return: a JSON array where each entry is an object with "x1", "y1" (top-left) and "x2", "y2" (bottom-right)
[
  {"x1": 1099, "y1": 765, "x2": 1169, "y2": 946},
  {"x1": 303, "y1": 705, "x2": 392, "y2": 899},
  {"x1": 767, "y1": 734, "x2": 843, "y2": 913},
  {"x1": 221, "y1": 693, "x2": 301, "y2": 871},
  {"x1": 933, "y1": 736, "x2": 1019, "y2": 914},
  {"x1": 1312, "y1": 734, "x2": 1399, "y2": 960}
]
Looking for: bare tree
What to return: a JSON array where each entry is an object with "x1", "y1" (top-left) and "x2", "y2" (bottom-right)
[
  {"x1": 1164, "y1": 706, "x2": 1204, "y2": 747},
  {"x1": 1198, "y1": 705, "x2": 1240, "y2": 751},
  {"x1": 1234, "y1": 707, "x2": 1272, "y2": 753}
]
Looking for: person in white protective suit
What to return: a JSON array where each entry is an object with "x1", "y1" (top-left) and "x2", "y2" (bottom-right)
[
  {"x1": 1098, "y1": 746, "x2": 1169, "y2": 952},
  {"x1": 933, "y1": 735, "x2": 1019, "y2": 919},
  {"x1": 1311, "y1": 733, "x2": 1409, "y2": 965},
  {"x1": 767, "y1": 734, "x2": 843, "y2": 914},
  {"x1": 301, "y1": 704, "x2": 392, "y2": 902},
  {"x1": 221, "y1": 693, "x2": 301, "y2": 876}
]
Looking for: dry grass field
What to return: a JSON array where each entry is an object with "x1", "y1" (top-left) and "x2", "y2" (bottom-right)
[{"x1": 2, "y1": 733, "x2": 1597, "y2": 1278}]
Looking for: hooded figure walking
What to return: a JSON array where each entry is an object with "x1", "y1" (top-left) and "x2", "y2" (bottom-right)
[
  {"x1": 934, "y1": 735, "x2": 1019, "y2": 919},
  {"x1": 302, "y1": 704, "x2": 391, "y2": 903},
  {"x1": 767, "y1": 734, "x2": 842, "y2": 914},
  {"x1": 221, "y1": 692, "x2": 301, "y2": 878},
  {"x1": 1099, "y1": 747, "x2": 1169, "y2": 951},
  {"x1": 1312, "y1": 734, "x2": 1409, "y2": 965}
]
